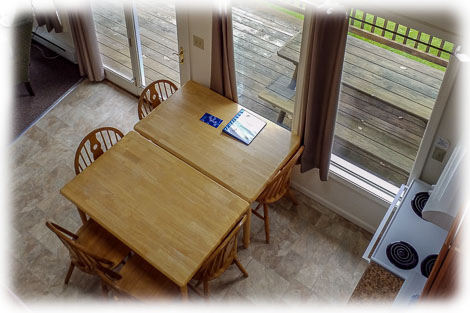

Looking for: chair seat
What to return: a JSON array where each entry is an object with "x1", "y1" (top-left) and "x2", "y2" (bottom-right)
[
  {"x1": 76, "y1": 220, "x2": 130, "y2": 268},
  {"x1": 115, "y1": 254, "x2": 180, "y2": 301}
]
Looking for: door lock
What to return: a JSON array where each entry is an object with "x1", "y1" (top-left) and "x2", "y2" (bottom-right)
[{"x1": 173, "y1": 47, "x2": 184, "y2": 64}]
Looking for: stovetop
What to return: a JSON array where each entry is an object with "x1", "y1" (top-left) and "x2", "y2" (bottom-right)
[{"x1": 369, "y1": 179, "x2": 448, "y2": 303}]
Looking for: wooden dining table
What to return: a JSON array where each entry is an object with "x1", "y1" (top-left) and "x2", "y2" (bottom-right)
[
  {"x1": 134, "y1": 80, "x2": 301, "y2": 247},
  {"x1": 60, "y1": 131, "x2": 249, "y2": 299}
]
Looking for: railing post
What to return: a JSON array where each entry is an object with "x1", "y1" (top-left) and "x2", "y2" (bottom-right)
[
  {"x1": 414, "y1": 31, "x2": 422, "y2": 48},
  {"x1": 381, "y1": 19, "x2": 388, "y2": 36},
  {"x1": 350, "y1": 8, "x2": 356, "y2": 26},
  {"x1": 371, "y1": 15, "x2": 377, "y2": 33}
]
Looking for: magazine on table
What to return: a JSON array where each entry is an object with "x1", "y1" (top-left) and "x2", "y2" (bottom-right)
[{"x1": 223, "y1": 109, "x2": 266, "y2": 145}]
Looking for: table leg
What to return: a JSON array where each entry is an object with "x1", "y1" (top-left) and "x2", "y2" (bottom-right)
[
  {"x1": 243, "y1": 207, "x2": 251, "y2": 248},
  {"x1": 180, "y1": 285, "x2": 188, "y2": 301},
  {"x1": 276, "y1": 111, "x2": 286, "y2": 124},
  {"x1": 277, "y1": 64, "x2": 297, "y2": 125},
  {"x1": 288, "y1": 65, "x2": 298, "y2": 89}
]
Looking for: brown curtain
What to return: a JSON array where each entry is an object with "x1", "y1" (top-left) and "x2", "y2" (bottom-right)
[
  {"x1": 298, "y1": 4, "x2": 349, "y2": 181},
  {"x1": 32, "y1": 0, "x2": 63, "y2": 33},
  {"x1": 68, "y1": 2, "x2": 104, "y2": 82},
  {"x1": 210, "y1": 1, "x2": 238, "y2": 102}
]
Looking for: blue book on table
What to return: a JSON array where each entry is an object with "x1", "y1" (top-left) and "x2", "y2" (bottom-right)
[
  {"x1": 223, "y1": 109, "x2": 266, "y2": 145},
  {"x1": 200, "y1": 112, "x2": 223, "y2": 128}
]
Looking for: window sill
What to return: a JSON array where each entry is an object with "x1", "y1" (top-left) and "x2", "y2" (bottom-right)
[{"x1": 330, "y1": 155, "x2": 400, "y2": 204}]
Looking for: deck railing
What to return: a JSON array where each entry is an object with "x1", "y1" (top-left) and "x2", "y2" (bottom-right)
[
  {"x1": 348, "y1": 9, "x2": 454, "y2": 68},
  {"x1": 269, "y1": 0, "x2": 454, "y2": 68}
]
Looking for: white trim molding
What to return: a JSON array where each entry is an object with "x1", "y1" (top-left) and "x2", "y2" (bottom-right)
[{"x1": 408, "y1": 53, "x2": 462, "y2": 185}]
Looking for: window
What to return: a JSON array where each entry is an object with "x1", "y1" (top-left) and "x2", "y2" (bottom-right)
[{"x1": 332, "y1": 9, "x2": 455, "y2": 189}]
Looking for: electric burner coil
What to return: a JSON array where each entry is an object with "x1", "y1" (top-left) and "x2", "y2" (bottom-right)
[{"x1": 386, "y1": 241, "x2": 419, "y2": 270}]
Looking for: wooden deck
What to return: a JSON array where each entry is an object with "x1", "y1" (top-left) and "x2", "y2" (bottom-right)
[
  {"x1": 91, "y1": 0, "x2": 445, "y2": 187},
  {"x1": 92, "y1": 0, "x2": 180, "y2": 85}
]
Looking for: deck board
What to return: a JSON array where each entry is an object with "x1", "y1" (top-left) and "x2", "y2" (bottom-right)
[
  {"x1": 233, "y1": 37, "x2": 296, "y2": 70},
  {"x1": 346, "y1": 41, "x2": 444, "y2": 89},
  {"x1": 339, "y1": 94, "x2": 423, "y2": 147},
  {"x1": 93, "y1": 1, "x2": 443, "y2": 187},
  {"x1": 92, "y1": 3, "x2": 179, "y2": 85},
  {"x1": 347, "y1": 35, "x2": 445, "y2": 81},
  {"x1": 340, "y1": 85, "x2": 427, "y2": 131},
  {"x1": 232, "y1": 2, "x2": 303, "y2": 34},
  {"x1": 344, "y1": 52, "x2": 439, "y2": 99}
]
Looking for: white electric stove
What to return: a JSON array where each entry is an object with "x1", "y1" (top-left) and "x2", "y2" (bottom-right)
[{"x1": 363, "y1": 179, "x2": 448, "y2": 304}]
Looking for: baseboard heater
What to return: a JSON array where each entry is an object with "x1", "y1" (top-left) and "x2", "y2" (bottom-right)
[{"x1": 32, "y1": 31, "x2": 77, "y2": 64}]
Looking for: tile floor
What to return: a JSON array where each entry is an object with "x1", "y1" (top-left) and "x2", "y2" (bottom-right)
[{"x1": 7, "y1": 79, "x2": 372, "y2": 306}]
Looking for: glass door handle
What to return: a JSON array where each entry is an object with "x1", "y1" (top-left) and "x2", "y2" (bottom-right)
[{"x1": 173, "y1": 47, "x2": 184, "y2": 64}]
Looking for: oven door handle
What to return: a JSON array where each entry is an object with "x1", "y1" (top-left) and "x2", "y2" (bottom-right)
[{"x1": 363, "y1": 184, "x2": 407, "y2": 261}]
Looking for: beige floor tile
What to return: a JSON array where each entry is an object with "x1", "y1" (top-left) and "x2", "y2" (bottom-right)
[
  {"x1": 233, "y1": 258, "x2": 290, "y2": 303},
  {"x1": 9, "y1": 134, "x2": 43, "y2": 168},
  {"x1": 282, "y1": 279, "x2": 328, "y2": 305}
]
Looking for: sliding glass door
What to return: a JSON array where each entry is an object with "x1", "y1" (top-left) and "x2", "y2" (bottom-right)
[{"x1": 90, "y1": 0, "x2": 186, "y2": 95}]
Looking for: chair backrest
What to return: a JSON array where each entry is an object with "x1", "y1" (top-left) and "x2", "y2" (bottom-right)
[
  {"x1": 45, "y1": 221, "x2": 114, "y2": 275},
  {"x1": 138, "y1": 79, "x2": 178, "y2": 120},
  {"x1": 194, "y1": 214, "x2": 247, "y2": 282},
  {"x1": 258, "y1": 146, "x2": 304, "y2": 204},
  {"x1": 74, "y1": 127, "x2": 124, "y2": 175}
]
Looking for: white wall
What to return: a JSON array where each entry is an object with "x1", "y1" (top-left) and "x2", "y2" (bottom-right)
[
  {"x1": 420, "y1": 72, "x2": 461, "y2": 184},
  {"x1": 176, "y1": 1, "x2": 213, "y2": 88},
  {"x1": 291, "y1": 167, "x2": 389, "y2": 233},
  {"x1": 187, "y1": 10, "x2": 212, "y2": 87}
]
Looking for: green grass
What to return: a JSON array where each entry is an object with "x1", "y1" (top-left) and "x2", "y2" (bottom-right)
[
  {"x1": 262, "y1": 1, "x2": 305, "y2": 20},
  {"x1": 260, "y1": 3, "x2": 451, "y2": 71}
]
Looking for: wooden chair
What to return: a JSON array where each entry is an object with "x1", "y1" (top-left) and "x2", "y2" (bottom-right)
[
  {"x1": 253, "y1": 146, "x2": 304, "y2": 243},
  {"x1": 97, "y1": 254, "x2": 180, "y2": 302},
  {"x1": 191, "y1": 214, "x2": 248, "y2": 300},
  {"x1": 45, "y1": 220, "x2": 130, "y2": 285},
  {"x1": 74, "y1": 127, "x2": 124, "y2": 223},
  {"x1": 137, "y1": 79, "x2": 178, "y2": 120}
]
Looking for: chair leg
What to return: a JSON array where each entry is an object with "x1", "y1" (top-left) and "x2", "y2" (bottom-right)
[
  {"x1": 24, "y1": 82, "x2": 35, "y2": 96},
  {"x1": 101, "y1": 282, "x2": 109, "y2": 299},
  {"x1": 286, "y1": 189, "x2": 298, "y2": 205},
  {"x1": 64, "y1": 262, "x2": 75, "y2": 284},
  {"x1": 233, "y1": 257, "x2": 249, "y2": 277},
  {"x1": 203, "y1": 281, "x2": 210, "y2": 301},
  {"x1": 252, "y1": 202, "x2": 262, "y2": 213},
  {"x1": 263, "y1": 203, "x2": 270, "y2": 244}
]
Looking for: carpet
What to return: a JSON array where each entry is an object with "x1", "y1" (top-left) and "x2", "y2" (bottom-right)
[{"x1": 13, "y1": 41, "x2": 82, "y2": 140}]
